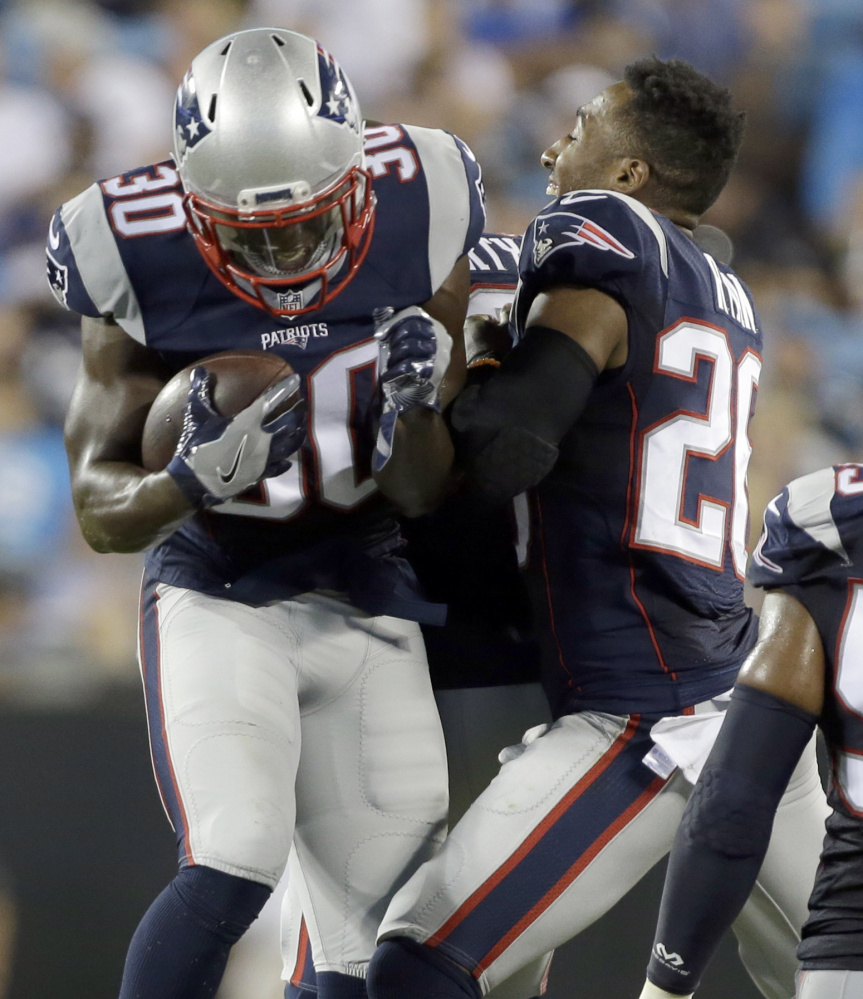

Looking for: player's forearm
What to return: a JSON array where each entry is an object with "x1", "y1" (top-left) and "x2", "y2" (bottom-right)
[
  {"x1": 449, "y1": 326, "x2": 598, "y2": 501},
  {"x1": 373, "y1": 409, "x2": 455, "y2": 518},
  {"x1": 71, "y1": 461, "x2": 197, "y2": 553},
  {"x1": 644, "y1": 685, "x2": 817, "y2": 996}
]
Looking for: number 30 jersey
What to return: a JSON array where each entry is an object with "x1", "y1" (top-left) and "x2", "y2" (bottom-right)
[
  {"x1": 47, "y1": 124, "x2": 485, "y2": 620},
  {"x1": 749, "y1": 465, "x2": 863, "y2": 968},
  {"x1": 512, "y1": 190, "x2": 762, "y2": 716}
]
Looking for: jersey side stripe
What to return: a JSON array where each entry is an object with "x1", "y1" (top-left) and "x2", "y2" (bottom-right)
[
  {"x1": 478, "y1": 771, "x2": 666, "y2": 976},
  {"x1": 61, "y1": 183, "x2": 147, "y2": 344},
  {"x1": 406, "y1": 125, "x2": 473, "y2": 294},
  {"x1": 426, "y1": 717, "x2": 665, "y2": 973},
  {"x1": 139, "y1": 583, "x2": 195, "y2": 864}
]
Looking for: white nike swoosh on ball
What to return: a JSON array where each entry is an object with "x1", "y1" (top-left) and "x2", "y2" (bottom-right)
[{"x1": 217, "y1": 435, "x2": 248, "y2": 484}]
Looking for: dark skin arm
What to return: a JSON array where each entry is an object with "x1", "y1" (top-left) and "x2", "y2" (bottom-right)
[
  {"x1": 735, "y1": 589, "x2": 826, "y2": 714},
  {"x1": 372, "y1": 254, "x2": 470, "y2": 517},
  {"x1": 64, "y1": 315, "x2": 197, "y2": 553},
  {"x1": 466, "y1": 282, "x2": 629, "y2": 388},
  {"x1": 524, "y1": 284, "x2": 629, "y2": 371},
  {"x1": 639, "y1": 590, "x2": 824, "y2": 999}
]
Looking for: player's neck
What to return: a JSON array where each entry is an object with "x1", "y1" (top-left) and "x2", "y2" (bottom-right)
[{"x1": 667, "y1": 210, "x2": 698, "y2": 237}]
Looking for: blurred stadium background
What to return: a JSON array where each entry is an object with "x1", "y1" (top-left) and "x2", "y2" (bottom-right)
[{"x1": 2, "y1": 0, "x2": 862, "y2": 995}]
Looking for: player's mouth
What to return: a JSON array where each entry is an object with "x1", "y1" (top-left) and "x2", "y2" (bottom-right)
[{"x1": 546, "y1": 175, "x2": 559, "y2": 197}]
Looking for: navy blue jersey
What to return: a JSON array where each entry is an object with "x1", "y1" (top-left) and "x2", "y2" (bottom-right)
[
  {"x1": 402, "y1": 233, "x2": 540, "y2": 689},
  {"x1": 511, "y1": 191, "x2": 762, "y2": 715},
  {"x1": 48, "y1": 123, "x2": 485, "y2": 620},
  {"x1": 750, "y1": 465, "x2": 863, "y2": 969}
]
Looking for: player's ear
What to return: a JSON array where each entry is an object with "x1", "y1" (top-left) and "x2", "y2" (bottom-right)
[{"x1": 614, "y1": 158, "x2": 650, "y2": 194}]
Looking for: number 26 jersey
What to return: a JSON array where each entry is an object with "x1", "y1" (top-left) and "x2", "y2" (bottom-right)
[{"x1": 512, "y1": 190, "x2": 762, "y2": 717}]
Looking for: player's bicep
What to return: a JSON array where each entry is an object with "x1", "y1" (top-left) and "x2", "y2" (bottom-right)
[
  {"x1": 525, "y1": 284, "x2": 628, "y2": 372},
  {"x1": 737, "y1": 589, "x2": 826, "y2": 716},
  {"x1": 422, "y1": 254, "x2": 470, "y2": 407},
  {"x1": 65, "y1": 316, "x2": 168, "y2": 476}
]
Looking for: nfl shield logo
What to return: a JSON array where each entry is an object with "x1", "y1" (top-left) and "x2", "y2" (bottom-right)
[{"x1": 278, "y1": 290, "x2": 304, "y2": 312}]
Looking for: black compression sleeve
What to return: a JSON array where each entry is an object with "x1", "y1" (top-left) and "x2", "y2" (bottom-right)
[
  {"x1": 646, "y1": 684, "x2": 819, "y2": 995},
  {"x1": 448, "y1": 325, "x2": 599, "y2": 501}
]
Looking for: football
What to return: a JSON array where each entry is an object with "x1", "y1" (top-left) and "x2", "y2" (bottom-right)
[{"x1": 141, "y1": 350, "x2": 297, "y2": 471}]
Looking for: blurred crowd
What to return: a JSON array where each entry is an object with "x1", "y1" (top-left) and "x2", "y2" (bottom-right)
[{"x1": 2, "y1": 0, "x2": 863, "y2": 706}]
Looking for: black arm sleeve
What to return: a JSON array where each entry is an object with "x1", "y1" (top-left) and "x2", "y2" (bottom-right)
[
  {"x1": 447, "y1": 325, "x2": 599, "y2": 502},
  {"x1": 646, "y1": 684, "x2": 819, "y2": 995}
]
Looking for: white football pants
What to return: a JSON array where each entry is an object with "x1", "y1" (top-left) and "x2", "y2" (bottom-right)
[
  {"x1": 378, "y1": 705, "x2": 829, "y2": 999},
  {"x1": 796, "y1": 970, "x2": 863, "y2": 998},
  {"x1": 279, "y1": 682, "x2": 554, "y2": 997},
  {"x1": 138, "y1": 584, "x2": 449, "y2": 978}
]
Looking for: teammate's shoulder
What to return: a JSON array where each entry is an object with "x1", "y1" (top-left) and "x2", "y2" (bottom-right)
[
  {"x1": 749, "y1": 466, "x2": 862, "y2": 589},
  {"x1": 469, "y1": 232, "x2": 522, "y2": 284},
  {"x1": 523, "y1": 189, "x2": 668, "y2": 282},
  {"x1": 363, "y1": 122, "x2": 485, "y2": 286},
  {"x1": 364, "y1": 122, "x2": 479, "y2": 185},
  {"x1": 47, "y1": 158, "x2": 186, "y2": 337}
]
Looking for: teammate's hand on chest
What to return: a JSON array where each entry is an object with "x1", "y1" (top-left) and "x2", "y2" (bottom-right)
[
  {"x1": 464, "y1": 312, "x2": 513, "y2": 369},
  {"x1": 166, "y1": 367, "x2": 307, "y2": 508}
]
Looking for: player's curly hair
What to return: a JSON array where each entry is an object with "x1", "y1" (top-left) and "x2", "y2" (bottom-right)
[{"x1": 618, "y1": 56, "x2": 746, "y2": 216}]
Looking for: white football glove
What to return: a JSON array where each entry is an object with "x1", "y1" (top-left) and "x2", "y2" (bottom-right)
[
  {"x1": 373, "y1": 306, "x2": 452, "y2": 471},
  {"x1": 166, "y1": 367, "x2": 307, "y2": 508}
]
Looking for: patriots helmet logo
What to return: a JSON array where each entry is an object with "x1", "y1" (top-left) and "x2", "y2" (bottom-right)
[
  {"x1": 534, "y1": 213, "x2": 636, "y2": 262},
  {"x1": 174, "y1": 72, "x2": 212, "y2": 163},
  {"x1": 46, "y1": 252, "x2": 69, "y2": 308},
  {"x1": 316, "y1": 46, "x2": 360, "y2": 133}
]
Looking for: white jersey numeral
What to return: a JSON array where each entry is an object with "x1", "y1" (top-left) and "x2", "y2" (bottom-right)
[
  {"x1": 837, "y1": 466, "x2": 863, "y2": 496},
  {"x1": 102, "y1": 164, "x2": 180, "y2": 197},
  {"x1": 103, "y1": 166, "x2": 187, "y2": 238},
  {"x1": 634, "y1": 320, "x2": 761, "y2": 574},
  {"x1": 222, "y1": 340, "x2": 379, "y2": 520},
  {"x1": 363, "y1": 124, "x2": 419, "y2": 182},
  {"x1": 110, "y1": 193, "x2": 186, "y2": 237}
]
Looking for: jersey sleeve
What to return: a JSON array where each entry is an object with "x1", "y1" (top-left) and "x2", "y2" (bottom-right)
[
  {"x1": 46, "y1": 182, "x2": 146, "y2": 343},
  {"x1": 519, "y1": 189, "x2": 667, "y2": 308},
  {"x1": 403, "y1": 125, "x2": 486, "y2": 293},
  {"x1": 749, "y1": 466, "x2": 851, "y2": 590},
  {"x1": 467, "y1": 232, "x2": 521, "y2": 316}
]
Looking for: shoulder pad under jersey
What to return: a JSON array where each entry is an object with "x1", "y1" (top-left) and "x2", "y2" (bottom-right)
[
  {"x1": 520, "y1": 189, "x2": 668, "y2": 299},
  {"x1": 46, "y1": 160, "x2": 188, "y2": 344},
  {"x1": 387, "y1": 124, "x2": 486, "y2": 292},
  {"x1": 749, "y1": 466, "x2": 862, "y2": 589}
]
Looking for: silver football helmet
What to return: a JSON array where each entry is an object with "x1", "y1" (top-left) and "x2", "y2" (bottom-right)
[{"x1": 173, "y1": 28, "x2": 375, "y2": 317}]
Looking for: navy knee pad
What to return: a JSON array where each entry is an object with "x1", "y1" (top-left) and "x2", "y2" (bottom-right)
[{"x1": 368, "y1": 938, "x2": 481, "y2": 999}]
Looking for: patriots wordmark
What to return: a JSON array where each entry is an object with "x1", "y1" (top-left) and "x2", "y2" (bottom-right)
[{"x1": 261, "y1": 323, "x2": 330, "y2": 350}]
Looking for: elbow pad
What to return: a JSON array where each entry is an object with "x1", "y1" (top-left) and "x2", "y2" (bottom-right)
[{"x1": 448, "y1": 325, "x2": 599, "y2": 501}]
